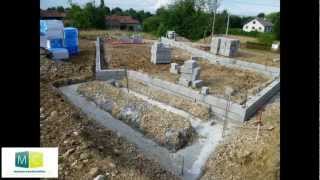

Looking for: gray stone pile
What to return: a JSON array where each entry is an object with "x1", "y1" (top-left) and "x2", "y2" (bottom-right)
[
  {"x1": 178, "y1": 60, "x2": 203, "y2": 88},
  {"x1": 151, "y1": 42, "x2": 171, "y2": 64},
  {"x1": 210, "y1": 37, "x2": 240, "y2": 57}
]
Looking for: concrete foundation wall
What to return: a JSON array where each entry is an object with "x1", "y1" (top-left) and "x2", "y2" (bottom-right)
[
  {"x1": 244, "y1": 78, "x2": 280, "y2": 120},
  {"x1": 94, "y1": 37, "x2": 280, "y2": 123},
  {"x1": 160, "y1": 37, "x2": 280, "y2": 78},
  {"x1": 95, "y1": 37, "x2": 126, "y2": 81},
  {"x1": 96, "y1": 69, "x2": 126, "y2": 81},
  {"x1": 128, "y1": 70, "x2": 246, "y2": 122}
]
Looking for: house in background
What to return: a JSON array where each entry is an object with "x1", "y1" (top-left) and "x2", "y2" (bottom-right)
[
  {"x1": 40, "y1": 10, "x2": 66, "y2": 20},
  {"x1": 242, "y1": 18, "x2": 273, "y2": 33},
  {"x1": 105, "y1": 15, "x2": 141, "y2": 31}
]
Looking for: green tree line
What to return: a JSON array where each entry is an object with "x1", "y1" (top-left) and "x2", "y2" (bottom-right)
[{"x1": 143, "y1": 0, "x2": 279, "y2": 41}]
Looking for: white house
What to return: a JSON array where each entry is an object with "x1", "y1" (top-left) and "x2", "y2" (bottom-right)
[{"x1": 242, "y1": 18, "x2": 273, "y2": 33}]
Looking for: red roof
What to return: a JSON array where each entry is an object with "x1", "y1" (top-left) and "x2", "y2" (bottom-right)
[
  {"x1": 105, "y1": 16, "x2": 140, "y2": 24},
  {"x1": 40, "y1": 10, "x2": 66, "y2": 18}
]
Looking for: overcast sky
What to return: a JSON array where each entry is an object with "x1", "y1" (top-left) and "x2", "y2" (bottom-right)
[{"x1": 40, "y1": 0, "x2": 280, "y2": 16}]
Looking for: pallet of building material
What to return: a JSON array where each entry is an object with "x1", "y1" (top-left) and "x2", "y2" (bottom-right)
[
  {"x1": 210, "y1": 37, "x2": 221, "y2": 54},
  {"x1": 49, "y1": 48, "x2": 69, "y2": 60},
  {"x1": 219, "y1": 38, "x2": 240, "y2": 57},
  {"x1": 150, "y1": 42, "x2": 171, "y2": 64}
]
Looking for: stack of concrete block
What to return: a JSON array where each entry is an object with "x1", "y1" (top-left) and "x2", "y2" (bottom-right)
[
  {"x1": 178, "y1": 60, "x2": 203, "y2": 88},
  {"x1": 151, "y1": 42, "x2": 171, "y2": 64},
  {"x1": 210, "y1": 37, "x2": 240, "y2": 57},
  {"x1": 201, "y1": 87, "x2": 209, "y2": 95},
  {"x1": 169, "y1": 63, "x2": 180, "y2": 74},
  {"x1": 210, "y1": 37, "x2": 221, "y2": 55}
]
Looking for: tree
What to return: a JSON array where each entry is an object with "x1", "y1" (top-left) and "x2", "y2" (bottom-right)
[
  {"x1": 100, "y1": 0, "x2": 105, "y2": 8},
  {"x1": 66, "y1": 2, "x2": 105, "y2": 29},
  {"x1": 47, "y1": 7, "x2": 57, "y2": 11},
  {"x1": 257, "y1": 12, "x2": 265, "y2": 18},
  {"x1": 56, "y1": 6, "x2": 65, "y2": 12},
  {"x1": 111, "y1": 7, "x2": 123, "y2": 15}
]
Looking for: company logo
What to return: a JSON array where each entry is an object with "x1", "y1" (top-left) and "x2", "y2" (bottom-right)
[
  {"x1": 15, "y1": 151, "x2": 43, "y2": 168},
  {"x1": 2, "y1": 147, "x2": 58, "y2": 178}
]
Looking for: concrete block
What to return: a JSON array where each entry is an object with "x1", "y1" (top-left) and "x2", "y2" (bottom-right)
[
  {"x1": 192, "y1": 80, "x2": 203, "y2": 88},
  {"x1": 170, "y1": 67, "x2": 179, "y2": 74},
  {"x1": 184, "y1": 60, "x2": 198, "y2": 69},
  {"x1": 201, "y1": 87, "x2": 209, "y2": 95},
  {"x1": 178, "y1": 78, "x2": 191, "y2": 87},
  {"x1": 192, "y1": 67, "x2": 201, "y2": 81}
]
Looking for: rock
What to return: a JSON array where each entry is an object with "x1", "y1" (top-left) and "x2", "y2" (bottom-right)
[
  {"x1": 89, "y1": 167, "x2": 100, "y2": 177},
  {"x1": 73, "y1": 131, "x2": 79, "y2": 136},
  {"x1": 70, "y1": 160, "x2": 78, "y2": 168},
  {"x1": 80, "y1": 152, "x2": 90, "y2": 160},
  {"x1": 113, "y1": 149, "x2": 121, "y2": 155},
  {"x1": 62, "y1": 148, "x2": 75, "y2": 158},
  {"x1": 114, "y1": 81, "x2": 123, "y2": 88},
  {"x1": 40, "y1": 107, "x2": 44, "y2": 113},
  {"x1": 165, "y1": 128, "x2": 192, "y2": 152},
  {"x1": 108, "y1": 162, "x2": 116, "y2": 168},
  {"x1": 94, "y1": 175, "x2": 107, "y2": 180},
  {"x1": 50, "y1": 111, "x2": 58, "y2": 117}
]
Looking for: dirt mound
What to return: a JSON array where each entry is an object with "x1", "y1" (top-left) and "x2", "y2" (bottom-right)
[{"x1": 201, "y1": 102, "x2": 280, "y2": 180}]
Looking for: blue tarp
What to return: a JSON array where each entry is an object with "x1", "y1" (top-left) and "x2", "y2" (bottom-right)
[
  {"x1": 64, "y1": 27, "x2": 79, "y2": 55},
  {"x1": 40, "y1": 20, "x2": 47, "y2": 34},
  {"x1": 48, "y1": 39, "x2": 63, "y2": 48}
]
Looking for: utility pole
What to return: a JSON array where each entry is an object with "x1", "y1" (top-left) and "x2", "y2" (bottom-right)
[
  {"x1": 210, "y1": 0, "x2": 218, "y2": 39},
  {"x1": 225, "y1": 12, "x2": 230, "y2": 36}
]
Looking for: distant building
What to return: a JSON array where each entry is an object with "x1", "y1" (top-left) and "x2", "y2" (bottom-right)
[
  {"x1": 242, "y1": 18, "x2": 273, "y2": 33},
  {"x1": 40, "y1": 10, "x2": 66, "y2": 20},
  {"x1": 105, "y1": 15, "x2": 141, "y2": 31}
]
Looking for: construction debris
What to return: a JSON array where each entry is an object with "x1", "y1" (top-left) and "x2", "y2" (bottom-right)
[{"x1": 151, "y1": 42, "x2": 171, "y2": 64}]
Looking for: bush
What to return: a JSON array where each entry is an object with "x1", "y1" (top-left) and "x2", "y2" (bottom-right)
[
  {"x1": 257, "y1": 33, "x2": 276, "y2": 45},
  {"x1": 228, "y1": 28, "x2": 259, "y2": 37},
  {"x1": 246, "y1": 41, "x2": 271, "y2": 50}
]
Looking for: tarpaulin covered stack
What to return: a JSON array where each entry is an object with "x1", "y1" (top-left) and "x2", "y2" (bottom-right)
[{"x1": 64, "y1": 27, "x2": 79, "y2": 55}]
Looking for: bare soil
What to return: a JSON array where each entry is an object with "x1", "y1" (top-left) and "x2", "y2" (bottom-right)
[
  {"x1": 201, "y1": 96, "x2": 280, "y2": 180},
  {"x1": 104, "y1": 43, "x2": 269, "y2": 103},
  {"x1": 40, "y1": 38, "x2": 179, "y2": 179}
]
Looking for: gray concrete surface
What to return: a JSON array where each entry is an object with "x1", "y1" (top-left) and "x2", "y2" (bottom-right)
[{"x1": 59, "y1": 83, "x2": 225, "y2": 180}]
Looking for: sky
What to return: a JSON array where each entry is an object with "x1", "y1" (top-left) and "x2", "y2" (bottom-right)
[{"x1": 40, "y1": 0, "x2": 280, "y2": 16}]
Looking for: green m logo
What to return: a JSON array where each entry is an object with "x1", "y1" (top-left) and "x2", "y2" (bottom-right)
[{"x1": 15, "y1": 151, "x2": 43, "y2": 168}]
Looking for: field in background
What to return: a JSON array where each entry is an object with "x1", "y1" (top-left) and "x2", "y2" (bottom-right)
[{"x1": 79, "y1": 30, "x2": 158, "y2": 40}]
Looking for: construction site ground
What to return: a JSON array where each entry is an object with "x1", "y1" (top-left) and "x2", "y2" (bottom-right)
[
  {"x1": 77, "y1": 80, "x2": 196, "y2": 152},
  {"x1": 105, "y1": 42, "x2": 270, "y2": 103},
  {"x1": 40, "y1": 39, "x2": 179, "y2": 179},
  {"x1": 40, "y1": 30, "x2": 280, "y2": 180}
]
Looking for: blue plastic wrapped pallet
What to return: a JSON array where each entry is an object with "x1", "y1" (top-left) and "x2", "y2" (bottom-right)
[
  {"x1": 64, "y1": 27, "x2": 79, "y2": 55},
  {"x1": 47, "y1": 39, "x2": 63, "y2": 49}
]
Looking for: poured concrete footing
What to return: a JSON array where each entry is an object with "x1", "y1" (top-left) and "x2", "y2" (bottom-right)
[{"x1": 59, "y1": 82, "x2": 224, "y2": 180}]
